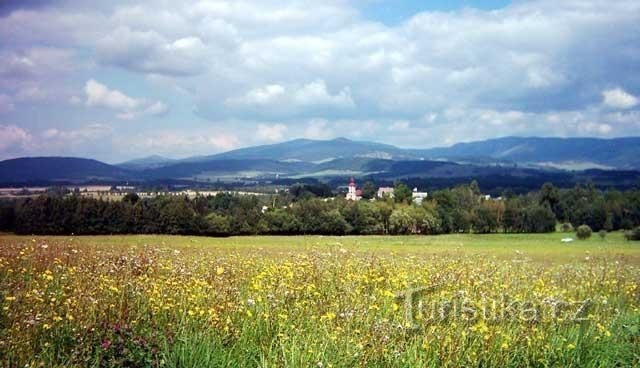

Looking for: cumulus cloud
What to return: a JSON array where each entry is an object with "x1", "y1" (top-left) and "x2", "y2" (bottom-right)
[
  {"x1": 257, "y1": 123, "x2": 287, "y2": 141},
  {"x1": 0, "y1": 124, "x2": 32, "y2": 155},
  {"x1": 293, "y1": 80, "x2": 354, "y2": 108},
  {"x1": 85, "y1": 79, "x2": 139, "y2": 111},
  {"x1": 0, "y1": 123, "x2": 116, "y2": 160},
  {"x1": 143, "y1": 101, "x2": 169, "y2": 116},
  {"x1": 222, "y1": 79, "x2": 354, "y2": 120},
  {"x1": 134, "y1": 130, "x2": 240, "y2": 156},
  {"x1": 602, "y1": 88, "x2": 638, "y2": 109},
  {"x1": 84, "y1": 79, "x2": 168, "y2": 120},
  {"x1": 97, "y1": 27, "x2": 209, "y2": 76},
  {"x1": 41, "y1": 123, "x2": 113, "y2": 141},
  {"x1": 235, "y1": 84, "x2": 286, "y2": 106},
  {"x1": 304, "y1": 119, "x2": 334, "y2": 140}
]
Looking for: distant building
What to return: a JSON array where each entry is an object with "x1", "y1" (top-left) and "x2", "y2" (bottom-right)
[
  {"x1": 345, "y1": 178, "x2": 362, "y2": 201},
  {"x1": 377, "y1": 187, "x2": 394, "y2": 198},
  {"x1": 412, "y1": 187, "x2": 428, "y2": 204}
]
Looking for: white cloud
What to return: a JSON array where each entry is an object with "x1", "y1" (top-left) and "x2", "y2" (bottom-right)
[
  {"x1": 602, "y1": 88, "x2": 638, "y2": 109},
  {"x1": 40, "y1": 123, "x2": 113, "y2": 141},
  {"x1": 225, "y1": 79, "x2": 354, "y2": 116},
  {"x1": 237, "y1": 84, "x2": 285, "y2": 105},
  {"x1": 96, "y1": 26, "x2": 210, "y2": 76},
  {"x1": 304, "y1": 119, "x2": 334, "y2": 140},
  {"x1": 0, "y1": 123, "x2": 115, "y2": 160},
  {"x1": 257, "y1": 123, "x2": 287, "y2": 141},
  {"x1": 0, "y1": 124, "x2": 32, "y2": 154},
  {"x1": 85, "y1": 79, "x2": 139, "y2": 111},
  {"x1": 209, "y1": 134, "x2": 239, "y2": 150},
  {"x1": 84, "y1": 79, "x2": 168, "y2": 120},
  {"x1": 134, "y1": 130, "x2": 240, "y2": 155},
  {"x1": 144, "y1": 101, "x2": 169, "y2": 116},
  {"x1": 578, "y1": 122, "x2": 613, "y2": 135},
  {"x1": 293, "y1": 80, "x2": 354, "y2": 108},
  {"x1": 389, "y1": 120, "x2": 410, "y2": 130}
]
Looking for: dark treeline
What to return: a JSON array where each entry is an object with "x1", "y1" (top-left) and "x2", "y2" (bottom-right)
[{"x1": 1, "y1": 181, "x2": 640, "y2": 237}]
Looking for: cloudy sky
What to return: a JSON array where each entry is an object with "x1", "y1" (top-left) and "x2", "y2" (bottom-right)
[{"x1": 0, "y1": 0, "x2": 639, "y2": 162}]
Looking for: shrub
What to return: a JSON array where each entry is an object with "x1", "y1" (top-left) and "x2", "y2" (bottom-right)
[
  {"x1": 624, "y1": 227, "x2": 640, "y2": 241},
  {"x1": 576, "y1": 224, "x2": 592, "y2": 240},
  {"x1": 598, "y1": 230, "x2": 607, "y2": 240},
  {"x1": 560, "y1": 222, "x2": 574, "y2": 232}
]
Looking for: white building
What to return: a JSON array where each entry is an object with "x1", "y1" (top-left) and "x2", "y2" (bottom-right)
[
  {"x1": 345, "y1": 178, "x2": 362, "y2": 201},
  {"x1": 377, "y1": 187, "x2": 394, "y2": 198},
  {"x1": 412, "y1": 187, "x2": 428, "y2": 204}
]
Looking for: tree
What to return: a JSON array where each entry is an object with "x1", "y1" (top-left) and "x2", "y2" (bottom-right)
[
  {"x1": 263, "y1": 209, "x2": 300, "y2": 234},
  {"x1": 570, "y1": 199, "x2": 607, "y2": 232},
  {"x1": 393, "y1": 182, "x2": 413, "y2": 204},
  {"x1": 408, "y1": 205, "x2": 440, "y2": 234},
  {"x1": 157, "y1": 197, "x2": 198, "y2": 234},
  {"x1": 624, "y1": 227, "x2": 640, "y2": 241},
  {"x1": 361, "y1": 181, "x2": 377, "y2": 200},
  {"x1": 289, "y1": 183, "x2": 333, "y2": 200},
  {"x1": 322, "y1": 209, "x2": 351, "y2": 235},
  {"x1": 539, "y1": 182, "x2": 561, "y2": 218},
  {"x1": 598, "y1": 230, "x2": 607, "y2": 240},
  {"x1": 576, "y1": 224, "x2": 592, "y2": 240},
  {"x1": 204, "y1": 213, "x2": 231, "y2": 236},
  {"x1": 432, "y1": 189, "x2": 455, "y2": 233},
  {"x1": 373, "y1": 200, "x2": 394, "y2": 234},
  {"x1": 341, "y1": 201, "x2": 383, "y2": 235},
  {"x1": 521, "y1": 205, "x2": 556, "y2": 233},
  {"x1": 292, "y1": 199, "x2": 350, "y2": 234},
  {"x1": 560, "y1": 223, "x2": 574, "y2": 232},
  {"x1": 471, "y1": 205, "x2": 499, "y2": 233},
  {"x1": 469, "y1": 180, "x2": 481, "y2": 196},
  {"x1": 122, "y1": 192, "x2": 140, "y2": 205},
  {"x1": 0, "y1": 203, "x2": 15, "y2": 232},
  {"x1": 389, "y1": 207, "x2": 415, "y2": 235}
]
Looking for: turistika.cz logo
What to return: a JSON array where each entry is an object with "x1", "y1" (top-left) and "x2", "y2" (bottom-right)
[{"x1": 394, "y1": 286, "x2": 593, "y2": 331}]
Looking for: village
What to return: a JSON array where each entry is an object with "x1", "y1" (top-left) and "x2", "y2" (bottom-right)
[{"x1": 345, "y1": 177, "x2": 429, "y2": 204}]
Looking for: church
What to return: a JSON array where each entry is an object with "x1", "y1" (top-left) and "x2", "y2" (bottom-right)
[{"x1": 345, "y1": 177, "x2": 362, "y2": 201}]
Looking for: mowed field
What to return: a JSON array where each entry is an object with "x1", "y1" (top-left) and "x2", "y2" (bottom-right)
[{"x1": 1, "y1": 233, "x2": 638, "y2": 367}]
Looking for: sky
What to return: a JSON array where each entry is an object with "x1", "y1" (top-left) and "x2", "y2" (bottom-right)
[{"x1": 0, "y1": 0, "x2": 639, "y2": 163}]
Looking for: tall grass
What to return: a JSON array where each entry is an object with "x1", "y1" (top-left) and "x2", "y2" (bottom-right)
[{"x1": 1, "y1": 234, "x2": 638, "y2": 367}]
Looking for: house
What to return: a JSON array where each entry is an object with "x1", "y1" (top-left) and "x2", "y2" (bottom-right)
[
  {"x1": 377, "y1": 187, "x2": 394, "y2": 198},
  {"x1": 412, "y1": 187, "x2": 428, "y2": 204},
  {"x1": 345, "y1": 178, "x2": 362, "y2": 201}
]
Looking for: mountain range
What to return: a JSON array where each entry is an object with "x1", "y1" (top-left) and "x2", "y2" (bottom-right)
[{"x1": 1, "y1": 136, "x2": 640, "y2": 189}]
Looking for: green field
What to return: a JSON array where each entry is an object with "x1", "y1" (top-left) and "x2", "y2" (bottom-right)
[{"x1": 1, "y1": 233, "x2": 639, "y2": 367}]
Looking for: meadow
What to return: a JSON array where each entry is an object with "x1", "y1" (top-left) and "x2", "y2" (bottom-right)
[{"x1": 0, "y1": 232, "x2": 638, "y2": 367}]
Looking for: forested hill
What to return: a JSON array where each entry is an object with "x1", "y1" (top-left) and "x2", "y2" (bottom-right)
[
  {"x1": 0, "y1": 157, "x2": 133, "y2": 183},
  {"x1": 1, "y1": 136, "x2": 640, "y2": 186},
  {"x1": 414, "y1": 136, "x2": 640, "y2": 169}
]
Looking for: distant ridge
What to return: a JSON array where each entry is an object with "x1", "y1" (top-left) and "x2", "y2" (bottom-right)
[
  {"x1": 118, "y1": 155, "x2": 176, "y2": 170},
  {"x1": 1, "y1": 136, "x2": 639, "y2": 185},
  {"x1": 198, "y1": 136, "x2": 640, "y2": 170},
  {"x1": 201, "y1": 137, "x2": 414, "y2": 163},
  {"x1": 0, "y1": 157, "x2": 132, "y2": 183},
  {"x1": 416, "y1": 136, "x2": 640, "y2": 170}
]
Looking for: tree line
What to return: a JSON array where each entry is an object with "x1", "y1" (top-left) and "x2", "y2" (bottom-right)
[{"x1": 0, "y1": 181, "x2": 639, "y2": 237}]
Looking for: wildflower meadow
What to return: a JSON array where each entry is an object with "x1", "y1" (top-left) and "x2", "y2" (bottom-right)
[{"x1": 1, "y1": 233, "x2": 638, "y2": 367}]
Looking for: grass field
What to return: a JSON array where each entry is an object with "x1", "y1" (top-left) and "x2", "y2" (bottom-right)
[{"x1": 1, "y1": 232, "x2": 638, "y2": 367}]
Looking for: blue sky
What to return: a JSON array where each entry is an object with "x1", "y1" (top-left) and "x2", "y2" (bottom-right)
[
  {"x1": 0, "y1": 0, "x2": 639, "y2": 162},
  {"x1": 362, "y1": 0, "x2": 512, "y2": 24}
]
